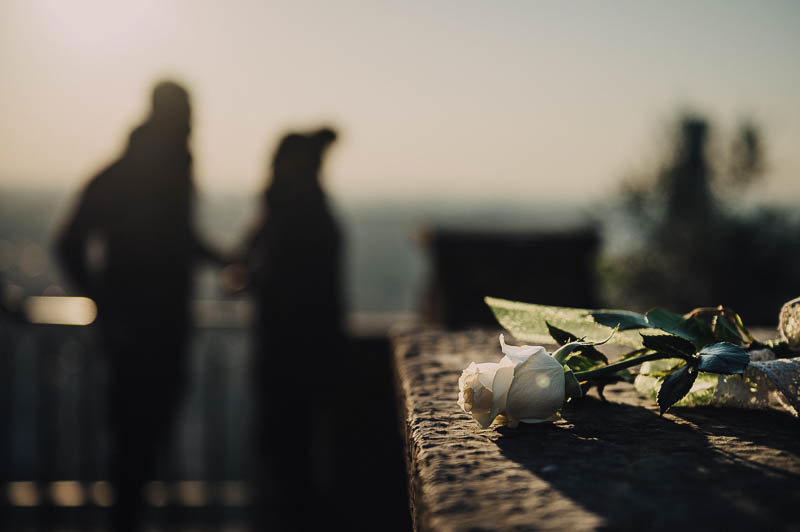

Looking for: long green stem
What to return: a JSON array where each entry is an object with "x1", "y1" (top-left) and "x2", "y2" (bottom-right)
[
  {"x1": 574, "y1": 351, "x2": 691, "y2": 380},
  {"x1": 618, "y1": 347, "x2": 648, "y2": 360}
]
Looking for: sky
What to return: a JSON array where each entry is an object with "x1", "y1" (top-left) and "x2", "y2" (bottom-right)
[{"x1": 1, "y1": 0, "x2": 799, "y2": 201}]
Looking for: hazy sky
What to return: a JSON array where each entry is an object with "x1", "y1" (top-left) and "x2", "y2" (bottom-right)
[{"x1": 1, "y1": 0, "x2": 799, "y2": 201}]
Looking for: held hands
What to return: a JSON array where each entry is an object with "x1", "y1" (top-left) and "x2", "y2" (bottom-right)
[{"x1": 218, "y1": 258, "x2": 250, "y2": 296}]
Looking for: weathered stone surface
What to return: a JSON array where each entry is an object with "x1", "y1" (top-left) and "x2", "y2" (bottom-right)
[
  {"x1": 391, "y1": 327, "x2": 800, "y2": 532},
  {"x1": 780, "y1": 296, "x2": 800, "y2": 350}
]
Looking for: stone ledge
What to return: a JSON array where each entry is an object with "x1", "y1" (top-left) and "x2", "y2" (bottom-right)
[{"x1": 391, "y1": 327, "x2": 800, "y2": 532}]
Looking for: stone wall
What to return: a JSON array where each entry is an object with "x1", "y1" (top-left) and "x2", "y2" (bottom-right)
[{"x1": 392, "y1": 327, "x2": 800, "y2": 531}]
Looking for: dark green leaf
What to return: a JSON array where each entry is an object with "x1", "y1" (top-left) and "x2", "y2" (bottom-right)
[
  {"x1": 641, "y1": 334, "x2": 697, "y2": 357},
  {"x1": 644, "y1": 308, "x2": 686, "y2": 332},
  {"x1": 730, "y1": 310, "x2": 756, "y2": 343},
  {"x1": 546, "y1": 322, "x2": 608, "y2": 363},
  {"x1": 691, "y1": 312, "x2": 716, "y2": 336},
  {"x1": 697, "y1": 343, "x2": 750, "y2": 374},
  {"x1": 485, "y1": 297, "x2": 644, "y2": 347},
  {"x1": 657, "y1": 365, "x2": 698, "y2": 414},
  {"x1": 578, "y1": 347, "x2": 609, "y2": 365},
  {"x1": 564, "y1": 369, "x2": 583, "y2": 400},
  {"x1": 590, "y1": 310, "x2": 649, "y2": 331},
  {"x1": 546, "y1": 322, "x2": 577, "y2": 345},
  {"x1": 645, "y1": 308, "x2": 714, "y2": 345},
  {"x1": 552, "y1": 342, "x2": 586, "y2": 364},
  {"x1": 564, "y1": 354, "x2": 599, "y2": 372},
  {"x1": 712, "y1": 315, "x2": 744, "y2": 345},
  {"x1": 553, "y1": 325, "x2": 618, "y2": 364},
  {"x1": 681, "y1": 318, "x2": 716, "y2": 347}
]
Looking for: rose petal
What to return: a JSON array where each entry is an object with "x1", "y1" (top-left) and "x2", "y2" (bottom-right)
[
  {"x1": 458, "y1": 362, "x2": 477, "y2": 393},
  {"x1": 506, "y1": 350, "x2": 565, "y2": 422},
  {"x1": 473, "y1": 362, "x2": 501, "y2": 389},
  {"x1": 498, "y1": 356, "x2": 515, "y2": 368},
  {"x1": 472, "y1": 410, "x2": 495, "y2": 429},
  {"x1": 489, "y1": 365, "x2": 515, "y2": 422},
  {"x1": 500, "y1": 334, "x2": 547, "y2": 366}
]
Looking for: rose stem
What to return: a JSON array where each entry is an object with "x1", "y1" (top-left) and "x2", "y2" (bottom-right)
[{"x1": 574, "y1": 351, "x2": 695, "y2": 380}]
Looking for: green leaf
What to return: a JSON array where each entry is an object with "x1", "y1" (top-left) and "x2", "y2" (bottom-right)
[
  {"x1": 564, "y1": 354, "x2": 600, "y2": 372},
  {"x1": 645, "y1": 308, "x2": 713, "y2": 346},
  {"x1": 546, "y1": 322, "x2": 608, "y2": 364},
  {"x1": 564, "y1": 369, "x2": 583, "y2": 400},
  {"x1": 485, "y1": 297, "x2": 644, "y2": 348},
  {"x1": 730, "y1": 310, "x2": 756, "y2": 343},
  {"x1": 697, "y1": 343, "x2": 749, "y2": 374},
  {"x1": 552, "y1": 325, "x2": 618, "y2": 364},
  {"x1": 640, "y1": 334, "x2": 697, "y2": 358},
  {"x1": 657, "y1": 365, "x2": 698, "y2": 414},
  {"x1": 546, "y1": 322, "x2": 577, "y2": 345},
  {"x1": 552, "y1": 342, "x2": 586, "y2": 364},
  {"x1": 712, "y1": 315, "x2": 744, "y2": 345},
  {"x1": 578, "y1": 347, "x2": 609, "y2": 365},
  {"x1": 590, "y1": 310, "x2": 649, "y2": 330},
  {"x1": 644, "y1": 308, "x2": 686, "y2": 332},
  {"x1": 590, "y1": 306, "x2": 713, "y2": 346}
]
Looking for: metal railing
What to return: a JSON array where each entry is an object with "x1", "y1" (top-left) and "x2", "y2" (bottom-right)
[
  {"x1": 1, "y1": 297, "x2": 413, "y2": 530},
  {"x1": 1, "y1": 318, "x2": 254, "y2": 526}
]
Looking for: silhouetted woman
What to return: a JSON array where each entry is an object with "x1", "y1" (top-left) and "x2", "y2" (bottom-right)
[
  {"x1": 56, "y1": 81, "x2": 221, "y2": 532},
  {"x1": 245, "y1": 127, "x2": 345, "y2": 527}
]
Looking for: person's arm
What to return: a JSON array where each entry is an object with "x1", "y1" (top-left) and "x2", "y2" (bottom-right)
[
  {"x1": 185, "y1": 176, "x2": 228, "y2": 266},
  {"x1": 55, "y1": 183, "x2": 96, "y2": 296}
]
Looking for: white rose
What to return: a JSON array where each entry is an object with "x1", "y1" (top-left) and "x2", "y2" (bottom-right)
[{"x1": 457, "y1": 334, "x2": 566, "y2": 428}]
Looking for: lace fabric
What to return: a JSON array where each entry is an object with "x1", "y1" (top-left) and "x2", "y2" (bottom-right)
[
  {"x1": 635, "y1": 349, "x2": 800, "y2": 417},
  {"x1": 733, "y1": 357, "x2": 800, "y2": 416}
]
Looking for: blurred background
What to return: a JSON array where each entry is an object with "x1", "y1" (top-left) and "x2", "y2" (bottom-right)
[{"x1": 1, "y1": 1, "x2": 799, "y2": 530}]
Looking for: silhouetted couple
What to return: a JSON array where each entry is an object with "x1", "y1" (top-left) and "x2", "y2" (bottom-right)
[{"x1": 56, "y1": 80, "x2": 345, "y2": 531}]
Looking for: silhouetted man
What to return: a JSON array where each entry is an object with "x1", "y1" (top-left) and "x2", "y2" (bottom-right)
[{"x1": 56, "y1": 80, "x2": 220, "y2": 531}]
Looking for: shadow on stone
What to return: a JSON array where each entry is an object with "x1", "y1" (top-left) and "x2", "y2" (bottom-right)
[
  {"x1": 494, "y1": 397, "x2": 800, "y2": 531},
  {"x1": 670, "y1": 406, "x2": 800, "y2": 470}
]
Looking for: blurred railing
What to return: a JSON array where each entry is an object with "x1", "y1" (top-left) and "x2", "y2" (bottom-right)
[{"x1": 0, "y1": 297, "x2": 414, "y2": 529}]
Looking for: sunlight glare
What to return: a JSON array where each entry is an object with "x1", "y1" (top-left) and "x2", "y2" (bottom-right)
[
  {"x1": 24, "y1": 296, "x2": 97, "y2": 326},
  {"x1": 38, "y1": 0, "x2": 162, "y2": 49}
]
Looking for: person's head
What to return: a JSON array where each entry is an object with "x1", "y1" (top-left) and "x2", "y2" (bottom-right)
[
  {"x1": 270, "y1": 127, "x2": 337, "y2": 188},
  {"x1": 150, "y1": 80, "x2": 191, "y2": 136}
]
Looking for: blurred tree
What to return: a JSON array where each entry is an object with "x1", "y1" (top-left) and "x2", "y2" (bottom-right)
[
  {"x1": 600, "y1": 113, "x2": 800, "y2": 324},
  {"x1": 728, "y1": 121, "x2": 764, "y2": 187}
]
